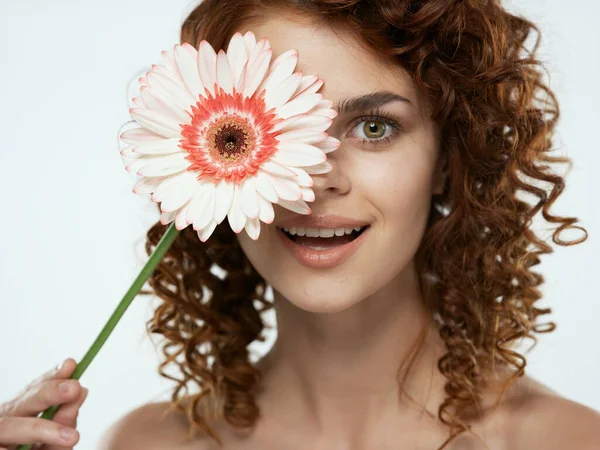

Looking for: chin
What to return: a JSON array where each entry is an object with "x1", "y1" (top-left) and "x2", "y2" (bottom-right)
[{"x1": 271, "y1": 280, "x2": 367, "y2": 314}]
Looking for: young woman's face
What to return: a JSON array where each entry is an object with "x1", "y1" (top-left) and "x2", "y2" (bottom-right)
[{"x1": 236, "y1": 16, "x2": 445, "y2": 313}]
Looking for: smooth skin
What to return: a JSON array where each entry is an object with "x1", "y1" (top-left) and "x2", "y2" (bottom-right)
[{"x1": 0, "y1": 358, "x2": 87, "y2": 450}]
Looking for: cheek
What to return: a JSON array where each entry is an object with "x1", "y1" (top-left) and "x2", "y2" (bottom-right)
[
  {"x1": 235, "y1": 229, "x2": 273, "y2": 276},
  {"x1": 359, "y1": 151, "x2": 436, "y2": 226},
  {"x1": 356, "y1": 149, "x2": 437, "y2": 269},
  {"x1": 235, "y1": 227, "x2": 292, "y2": 294}
]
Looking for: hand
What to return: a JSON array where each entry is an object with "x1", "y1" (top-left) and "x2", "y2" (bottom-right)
[{"x1": 0, "y1": 358, "x2": 88, "y2": 450}]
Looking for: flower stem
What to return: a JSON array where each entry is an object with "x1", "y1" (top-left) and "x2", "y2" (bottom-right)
[{"x1": 16, "y1": 222, "x2": 180, "y2": 450}]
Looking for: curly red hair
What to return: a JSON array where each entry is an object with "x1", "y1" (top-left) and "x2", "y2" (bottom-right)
[{"x1": 138, "y1": 1, "x2": 587, "y2": 448}]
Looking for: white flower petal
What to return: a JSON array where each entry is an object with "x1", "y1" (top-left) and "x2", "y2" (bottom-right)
[
  {"x1": 132, "y1": 96, "x2": 146, "y2": 108},
  {"x1": 216, "y1": 50, "x2": 234, "y2": 95},
  {"x1": 242, "y1": 49, "x2": 272, "y2": 98},
  {"x1": 303, "y1": 161, "x2": 333, "y2": 175},
  {"x1": 226, "y1": 32, "x2": 249, "y2": 88},
  {"x1": 161, "y1": 50, "x2": 181, "y2": 79},
  {"x1": 140, "y1": 88, "x2": 189, "y2": 124},
  {"x1": 301, "y1": 186, "x2": 315, "y2": 202},
  {"x1": 243, "y1": 31, "x2": 257, "y2": 54},
  {"x1": 151, "y1": 61, "x2": 183, "y2": 81},
  {"x1": 120, "y1": 145, "x2": 137, "y2": 158},
  {"x1": 292, "y1": 76, "x2": 323, "y2": 99},
  {"x1": 276, "y1": 93, "x2": 323, "y2": 120},
  {"x1": 214, "y1": 179, "x2": 235, "y2": 224},
  {"x1": 175, "y1": 203, "x2": 192, "y2": 230},
  {"x1": 317, "y1": 136, "x2": 341, "y2": 154},
  {"x1": 125, "y1": 154, "x2": 162, "y2": 173},
  {"x1": 151, "y1": 170, "x2": 198, "y2": 203},
  {"x1": 257, "y1": 194, "x2": 275, "y2": 224},
  {"x1": 130, "y1": 108, "x2": 182, "y2": 138},
  {"x1": 138, "y1": 74, "x2": 149, "y2": 88},
  {"x1": 236, "y1": 62, "x2": 248, "y2": 93},
  {"x1": 198, "y1": 40, "x2": 218, "y2": 97},
  {"x1": 133, "y1": 176, "x2": 166, "y2": 194},
  {"x1": 151, "y1": 64, "x2": 182, "y2": 84},
  {"x1": 259, "y1": 160, "x2": 296, "y2": 178},
  {"x1": 227, "y1": 186, "x2": 247, "y2": 233},
  {"x1": 160, "y1": 210, "x2": 177, "y2": 225},
  {"x1": 132, "y1": 138, "x2": 183, "y2": 156},
  {"x1": 157, "y1": 173, "x2": 198, "y2": 213},
  {"x1": 286, "y1": 167, "x2": 314, "y2": 187},
  {"x1": 146, "y1": 71, "x2": 195, "y2": 110},
  {"x1": 312, "y1": 108, "x2": 338, "y2": 119},
  {"x1": 142, "y1": 81, "x2": 189, "y2": 113},
  {"x1": 174, "y1": 43, "x2": 204, "y2": 101},
  {"x1": 137, "y1": 153, "x2": 191, "y2": 177},
  {"x1": 293, "y1": 75, "x2": 318, "y2": 95},
  {"x1": 277, "y1": 199, "x2": 311, "y2": 215},
  {"x1": 278, "y1": 142, "x2": 326, "y2": 160},
  {"x1": 276, "y1": 129, "x2": 328, "y2": 145},
  {"x1": 270, "y1": 48, "x2": 297, "y2": 71},
  {"x1": 248, "y1": 37, "x2": 270, "y2": 64},
  {"x1": 257, "y1": 37, "x2": 272, "y2": 53},
  {"x1": 185, "y1": 182, "x2": 210, "y2": 222},
  {"x1": 271, "y1": 143, "x2": 327, "y2": 167},
  {"x1": 254, "y1": 170, "x2": 279, "y2": 203},
  {"x1": 238, "y1": 177, "x2": 260, "y2": 219},
  {"x1": 259, "y1": 49, "x2": 298, "y2": 94},
  {"x1": 269, "y1": 176, "x2": 302, "y2": 201},
  {"x1": 244, "y1": 217, "x2": 261, "y2": 240},
  {"x1": 197, "y1": 219, "x2": 218, "y2": 242},
  {"x1": 273, "y1": 114, "x2": 333, "y2": 133},
  {"x1": 270, "y1": 114, "x2": 303, "y2": 132},
  {"x1": 120, "y1": 127, "x2": 163, "y2": 144},
  {"x1": 188, "y1": 185, "x2": 216, "y2": 231},
  {"x1": 264, "y1": 72, "x2": 303, "y2": 111},
  {"x1": 309, "y1": 99, "x2": 338, "y2": 118}
]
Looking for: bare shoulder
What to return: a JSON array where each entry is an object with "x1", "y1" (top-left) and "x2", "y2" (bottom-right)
[
  {"x1": 98, "y1": 399, "x2": 220, "y2": 450},
  {"x1": 501, "y1": 375, "x2": 600, "y2": 450}
]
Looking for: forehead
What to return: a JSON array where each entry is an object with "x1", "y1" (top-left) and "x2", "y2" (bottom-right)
[{"x1": 246, "y1": 16, "x2": 421, "y2": 108}]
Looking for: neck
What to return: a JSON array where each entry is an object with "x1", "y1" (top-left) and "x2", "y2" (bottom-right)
[{"x1": 254, "y1": 263, "x2": 449, "y2": 441}]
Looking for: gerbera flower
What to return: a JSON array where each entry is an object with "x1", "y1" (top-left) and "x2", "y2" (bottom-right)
[
  {"x1": 120, "y1": 31, "x2": 340, "y2": 241},
  {"x1": 13, "y1": 36, "x2": 344, "y2": 450}
]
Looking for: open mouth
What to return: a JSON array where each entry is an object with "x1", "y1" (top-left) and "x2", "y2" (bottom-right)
[{"x1": 277, "y1": 225, "x2": 369, "y2": 249}]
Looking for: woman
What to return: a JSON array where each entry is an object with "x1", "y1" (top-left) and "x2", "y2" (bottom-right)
[{"x1": 2, "y1": 0, "x2": 598, "y2": 449}]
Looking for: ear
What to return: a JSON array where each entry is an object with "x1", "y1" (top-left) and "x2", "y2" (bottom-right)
[{"x1": 431, "y1": 152, "x2": 448, "y2": 196}]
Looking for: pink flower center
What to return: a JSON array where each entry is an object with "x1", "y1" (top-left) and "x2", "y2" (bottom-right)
[{"x1": 180, "y1": 87, "x2": 282, "y2": 184}]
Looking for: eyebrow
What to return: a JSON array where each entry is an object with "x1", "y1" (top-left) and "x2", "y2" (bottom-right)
[{"x1": 336, "y1": 91, "x2": 414, "y2": 114}]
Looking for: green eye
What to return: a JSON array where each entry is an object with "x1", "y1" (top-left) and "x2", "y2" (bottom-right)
[
  {"x1": 363, "y1": 120, "x2": 386, "y2": 139},
  {"x1": 349, "y1": 112, "x2": 403, "y2": 148}
]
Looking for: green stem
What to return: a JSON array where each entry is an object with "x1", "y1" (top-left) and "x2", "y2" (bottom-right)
[{"x1": 17, "y1": 222, "x2": 180, "y2": 450}]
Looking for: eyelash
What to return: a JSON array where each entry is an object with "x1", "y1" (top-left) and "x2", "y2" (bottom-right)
[{"x1": 347, "y1": 108, "x2": 404, "y2": 148}]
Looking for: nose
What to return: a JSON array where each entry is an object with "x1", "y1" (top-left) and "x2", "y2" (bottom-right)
[{"x1": 310, "y1": 147, "x2": 351, "y2": 198}]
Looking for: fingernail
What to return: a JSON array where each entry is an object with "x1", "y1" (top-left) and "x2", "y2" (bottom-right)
[
  {"x1": 56, "y1": 359, "x2": 66, "y2": 371},
  {"x1": 59, "y1": 426, "x2": 76, "y2": 441}
]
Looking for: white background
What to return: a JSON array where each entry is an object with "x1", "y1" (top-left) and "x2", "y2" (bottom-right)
[{"x1": 1, "y1": 0, "x2": 598, "y2": 448}]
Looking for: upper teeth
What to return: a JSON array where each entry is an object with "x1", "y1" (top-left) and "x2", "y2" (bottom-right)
[{"x1": 280, "y1": 226, "x2": 366, "y2": 237}]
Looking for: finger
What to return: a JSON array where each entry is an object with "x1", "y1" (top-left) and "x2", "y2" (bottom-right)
[
  {"x1": 6, "y1": 379, "x2": 82, "y2": 418},
  {"x1": 44, "y1": 388, "x2": 87, "y2": 450},
  {"x1": 0, "y1": 417, "x2": 79, "y2": 447},
  {"x1": 3, "y1": 359, "x2": 77, "y2": 416},
  {"x1": 30, "y1": 358, "x2": 78, "y2": 388},
  {"x1": 52, "y1": 387, "x2": 88, "y2": 427}
]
